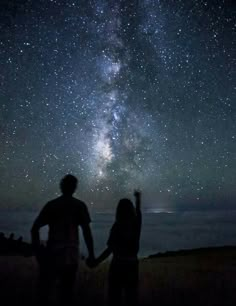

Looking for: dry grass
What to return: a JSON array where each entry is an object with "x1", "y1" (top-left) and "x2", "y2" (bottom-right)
[{"x1": 1, "y1": 249, "x2": 236, "y2": 306}]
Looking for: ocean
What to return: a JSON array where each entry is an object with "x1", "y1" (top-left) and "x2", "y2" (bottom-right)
[{"x1": 1, "y1": 210, "x2": 236, "y2": 257}]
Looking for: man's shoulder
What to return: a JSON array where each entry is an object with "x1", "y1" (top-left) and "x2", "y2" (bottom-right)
[
  {"x1": 46, "y1": 196, "x2": 62, "y2": 206},
  {"x1": 44, "y1": 196, "x2": 87, "y2": 206},
  {"x1": 72, "y1": 197, "x2": 91, "y2": 224},
  {"x1": 43, "y1": 196, "x2": 89, "y2": 216},
  {"x1": 42, "y1": 196, "x2": 63, "y2": 211},
  {"x1": 72, "y1": 197, "x2": 88, "y2": 209}
]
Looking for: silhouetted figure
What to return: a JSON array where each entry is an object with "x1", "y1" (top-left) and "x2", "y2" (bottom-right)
[
  {"x1": 31, "y1": 174, "x2": 94, "y2": 305},
  {"x1": 92, "y1": 190, "x2": 142, "y2": 306}
]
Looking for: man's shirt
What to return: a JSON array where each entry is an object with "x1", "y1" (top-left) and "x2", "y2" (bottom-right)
[{"x1": 33, "y1": 195, "x2": 91, "y2": 265}]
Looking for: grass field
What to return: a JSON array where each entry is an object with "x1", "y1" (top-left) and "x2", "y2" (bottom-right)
[{"x1": 0, "y1": 248, "x2": 236, "y2": 306}]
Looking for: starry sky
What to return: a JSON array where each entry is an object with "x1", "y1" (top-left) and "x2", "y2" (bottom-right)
[{"x1": 0, "y1": 0, "x2": 235, "y2": 211}]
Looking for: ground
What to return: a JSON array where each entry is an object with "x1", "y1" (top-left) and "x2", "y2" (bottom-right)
[{"x1": 0, "y1": 248, "x2": 236, "y2": 306}]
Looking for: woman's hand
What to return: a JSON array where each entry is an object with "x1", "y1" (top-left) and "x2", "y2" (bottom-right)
[{"x1": 134, "y1": 190, "x2": 141, "y2": 199}]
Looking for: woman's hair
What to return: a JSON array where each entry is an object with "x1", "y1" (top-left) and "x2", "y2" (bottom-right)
[{"x1": 115, "y1": 198, "x2": 136, "y2": 224}]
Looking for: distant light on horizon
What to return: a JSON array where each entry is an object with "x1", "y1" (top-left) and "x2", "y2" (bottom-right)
[{"x1": 146, "y1": 208, "x2": 174, "y2": 214}]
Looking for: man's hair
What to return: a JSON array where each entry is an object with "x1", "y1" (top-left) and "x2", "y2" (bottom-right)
[{"x1": 60, "y1": 174, "x2": 78, "y2": 195}]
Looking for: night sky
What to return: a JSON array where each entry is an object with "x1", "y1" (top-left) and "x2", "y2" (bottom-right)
[{"x1": 0, "y1": 0, "x2": 235, "y2": 211}]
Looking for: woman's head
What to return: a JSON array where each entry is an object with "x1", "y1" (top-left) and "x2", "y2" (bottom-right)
[{"x1": 116, "y1": 198, "x2": 136, "y2": 224}]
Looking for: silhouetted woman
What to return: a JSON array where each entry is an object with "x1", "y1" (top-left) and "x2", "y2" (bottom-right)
[{"x1": 94, "y1": 190, "x2": 142, "y2": 306}]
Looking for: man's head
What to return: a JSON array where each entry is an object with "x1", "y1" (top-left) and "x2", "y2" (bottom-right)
[{"x1": 60, "y1": 174, "x2": 78, "y2": 196}]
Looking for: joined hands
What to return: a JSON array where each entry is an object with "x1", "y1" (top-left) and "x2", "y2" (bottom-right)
[{"x1": 86, "y1": 256, "x2": 98, "y2": 269}]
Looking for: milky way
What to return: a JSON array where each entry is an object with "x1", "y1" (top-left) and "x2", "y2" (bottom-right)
[{"x1": 0, "y1": 0, "x2": 235, "y2": 210}]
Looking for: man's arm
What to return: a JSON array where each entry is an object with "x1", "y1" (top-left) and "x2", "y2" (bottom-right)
[
  {"x1": 81, "y1": 223, "x2": 95, "y2": 260},
  {"x1": 31, "y1": 224, "x2": 39, "y2": 248},
  {"x1": 31, "y1": 218, "x2": 43, "y2": 251},
  {"x1": 31, "y1": 206, "x2": 48, "y2": 251}
]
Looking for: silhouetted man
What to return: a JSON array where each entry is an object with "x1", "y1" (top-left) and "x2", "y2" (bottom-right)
[{"x1": 31, "y1": 174, "x2": 94, "y2": 305}]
